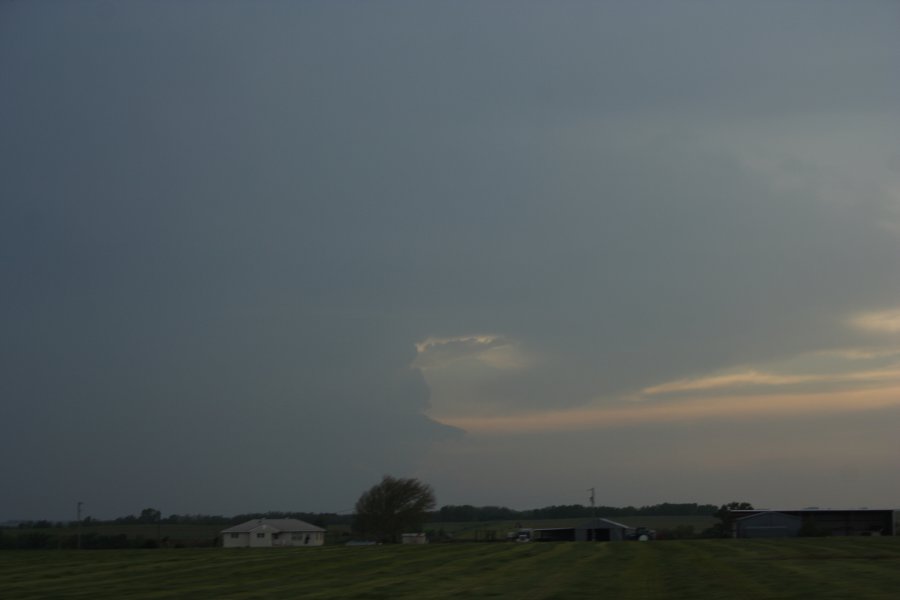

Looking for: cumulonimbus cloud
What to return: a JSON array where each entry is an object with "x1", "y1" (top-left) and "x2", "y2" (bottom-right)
[{"x1": 413, "y1": 334, "x2": 531, "y2": 371}]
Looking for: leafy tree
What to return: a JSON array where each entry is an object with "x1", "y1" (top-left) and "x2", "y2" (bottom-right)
[
  {"x1": 138, "y1": 508, "x2": 162, "y2": 523},
  {"x1": 710, "y1": 501, "x2": 754, "y2": 537},
  {"x1": 716, "y1": 501, "x2": 754, "y2": 520},
  {"x1": 353, "y1": 475, "x2": 436, "y2": 543}
]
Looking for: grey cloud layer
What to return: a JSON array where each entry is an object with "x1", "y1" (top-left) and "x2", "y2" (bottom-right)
[{"x1": 2, "y1": 1, "x2": 899, "y2": 516}]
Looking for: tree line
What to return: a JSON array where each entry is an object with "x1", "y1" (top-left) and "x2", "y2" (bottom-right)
[
  {"x1": 11, "y1": 502, "x2": 718, "y2": 530},
  {"x1": 2, "y1": 472, "x2": 752, "y2": 548},
  {"x1": 434, "y1": 502, "x2": 719, "y2": 522}
]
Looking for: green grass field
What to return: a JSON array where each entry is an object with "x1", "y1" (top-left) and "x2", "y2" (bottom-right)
[{"x1": 4, "y1": 537, "x2": 900, "y2": 599}]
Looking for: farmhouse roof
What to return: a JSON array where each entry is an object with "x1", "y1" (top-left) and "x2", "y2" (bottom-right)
[{"x1": 221, "y1": 518, "x2": 325, "y2": 534}]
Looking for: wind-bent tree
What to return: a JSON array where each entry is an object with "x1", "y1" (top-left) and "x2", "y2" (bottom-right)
[{"x1": 353, "y1": 475, "x2": 436, "y2": 543}]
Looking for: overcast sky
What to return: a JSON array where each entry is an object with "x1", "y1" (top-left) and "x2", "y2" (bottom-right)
[{"x1": 3, "y1": 1, "x2": 900, "y2": 520}]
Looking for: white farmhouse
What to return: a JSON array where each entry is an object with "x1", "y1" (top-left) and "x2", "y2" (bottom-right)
[{"x1": 221, "y1": 518, "x2": 326, "y2": 548}]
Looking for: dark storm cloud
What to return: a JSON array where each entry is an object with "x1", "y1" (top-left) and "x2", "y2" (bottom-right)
[{"x1": 2, "y1": 1, "x2": 899, "y2": 516}]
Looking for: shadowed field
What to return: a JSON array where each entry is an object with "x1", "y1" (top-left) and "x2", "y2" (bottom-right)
[{"x1": 4, "y1": 537, "x2": 900, "y2": 599}]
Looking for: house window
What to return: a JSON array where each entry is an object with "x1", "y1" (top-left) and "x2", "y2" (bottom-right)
[
  {"x1": 230, "y1": 533, "x2": 239, "y2": 539},
  {"x1": 256, "y1": 533, "x2": 266, "y2": 538}
]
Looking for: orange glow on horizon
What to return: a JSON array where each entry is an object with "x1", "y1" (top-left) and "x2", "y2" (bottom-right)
[{"x1": 435, "y1": 384, "x2": 900, "y2": 434}]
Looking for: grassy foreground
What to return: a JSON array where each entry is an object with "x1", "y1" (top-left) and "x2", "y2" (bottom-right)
[{"x1": 4, "y1": 537, "x2": 900, "y2": 599}]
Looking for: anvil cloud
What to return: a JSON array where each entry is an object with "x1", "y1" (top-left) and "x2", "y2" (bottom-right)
[{"x1": 2, "y1": 1, "x2": 899, "y2": 518}]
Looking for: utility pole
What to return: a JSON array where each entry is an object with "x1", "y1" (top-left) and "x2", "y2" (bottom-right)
[
  {"x1": 588, "y1": 488, "x2": 596, "y2": 519},
  {"x1": 76, "y1": 501, "x2": 83, "y2": 550}
]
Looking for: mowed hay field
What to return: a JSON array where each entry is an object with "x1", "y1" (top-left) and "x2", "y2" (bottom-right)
[{"x1": 4, "y1": 537, "x2": 900, "y2": 599}]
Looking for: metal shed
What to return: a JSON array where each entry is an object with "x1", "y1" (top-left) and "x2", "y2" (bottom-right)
[
  {"x1": 730, "y1": 509, "x2": 895, "y2": 537},
  {"x1": 575, "y1": 518, "x2": 633, "y2": 541},
  {"x1": 734, "y1": 511, "x2": 801, "y2": 538},
  {"x1": 531, "y1": 518, "x2": 633, "y2": 542}
]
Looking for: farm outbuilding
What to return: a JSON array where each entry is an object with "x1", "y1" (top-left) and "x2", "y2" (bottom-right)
[
  {"x1": 576, "y1": 518, "x2": 633, "y2": 541},
  {"x1": 734, "y1": 511, "x2": 802, "y2": 538},
  {"x1": 531, "y1": 518, "x2": 634, "y2": 542},
  {"x1": 221, "y1": 519, "x2": 326, "y2": 548},
  {"x1": 730, "y1": 509, "x2": 895, "y2": 538}
]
